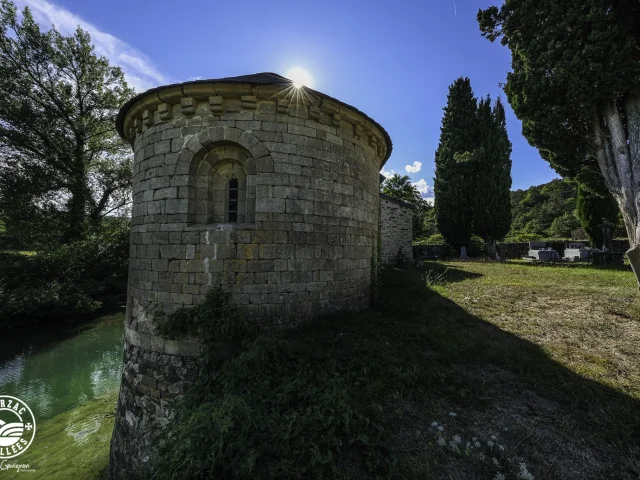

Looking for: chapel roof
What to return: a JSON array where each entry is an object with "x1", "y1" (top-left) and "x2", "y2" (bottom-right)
[{"x1": 115, "y1": 72, "x2": 392, "y2": 164}]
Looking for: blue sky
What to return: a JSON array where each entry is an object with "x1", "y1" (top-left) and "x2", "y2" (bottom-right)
[{"x1": 16, "y1": 0, "x2": 559, "y2": 199}]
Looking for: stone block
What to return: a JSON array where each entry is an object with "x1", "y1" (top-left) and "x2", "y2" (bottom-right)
[
  {"x1": 181, "y1": 97, "x2": 196, "y2": 116},
  {"x1": 256, "y1": 197, "x2": 285, "y2": 213},
  {"x1": 158, "y1": 103, "x2": 172, "y2": 121},
  {"x1": 208, "y1": 96, "x2": 223, "y2": 115},
  {"x1": 273, "y1": 231, "x2": 288, "y2": 244},
  {"x1": 246, "y1": 260, "x2": 274, "y2": 273},
  {"x1": 241, "y1": 95, "x2": 257, "y2": 110},
  {"x1": 237, "y1": 243, "x2": 260, "y2": 259},
  {"x1": 287, "y1": 124, "x2": 316, "y2": 137},
  {"x1": 274, "y1": 162, "x2": 302, "y2": 175},
  {"x1": 238, "y1": 131, "x2": 260, "y2": 149},
  {"x1": 155, "y1": 140, "x2": 171, "y2": 154},
  {"x1": 273, "y1": 186, "x2": 298, "y2": 199},
  {"x1": 286, "y1": 199, "x2": 313, "y2": 215},
  {"x1": 262, "y1": 121, "x2": 287, "y2": 132},
  {"x1": 250, "y1": 142, "x2": 270, "y2": 158},
  {"x1": 255, "y1": 156, "x2": 274, "y2": 172},
  {"x1": 236, "y1": 120, "x2": 261, "y2": 132}
]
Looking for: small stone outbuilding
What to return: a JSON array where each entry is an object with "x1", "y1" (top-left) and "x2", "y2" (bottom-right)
[
  {"x1": 380, "y1": 193, "x2": 413, "y2": 264},
  {"x1": 109, "y1": 72, "x2": 392, "y2": 477}
]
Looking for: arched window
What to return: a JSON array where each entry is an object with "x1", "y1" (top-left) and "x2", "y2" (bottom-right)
[
  {"x1": 228, "y1": 178, "x2": 239, "y2": 223},
  {"x1": 189, "y1": 144, "x2": 256, "y2": 225}
]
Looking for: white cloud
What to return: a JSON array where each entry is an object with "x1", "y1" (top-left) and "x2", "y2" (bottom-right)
[
  {"x1": 15, "y1": 0, "x2": 166, "y2": 92},
  {"x1": 413, "y1": 178, "x2": 431, "y2": 197},
  {"x1": 424, "y1": 197, "x2": 435, "y2": 206},
  {"x1": 380, "y1": 167, "x2": 395, "y2": 178},
  {"x1": 405, "y1": 161, "x2": 422, "y2": 173},
  {"x1": 187, "y1": 76, "x2": 204, "y2": 81}
]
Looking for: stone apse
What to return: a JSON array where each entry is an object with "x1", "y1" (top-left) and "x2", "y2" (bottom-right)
[{"x1": 108, "y1": 72, "x2": 392, "y2": 477}]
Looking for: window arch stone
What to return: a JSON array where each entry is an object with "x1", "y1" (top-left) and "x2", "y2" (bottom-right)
[{"x1": 189, "y1": 143, "x2": 256, "y2": 224}]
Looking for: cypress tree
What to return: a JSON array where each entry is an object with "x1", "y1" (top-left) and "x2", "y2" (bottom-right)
[
  {"x1": 434, "y1": 77, "x2": 478, "y2": 250},
  {"x1": 473, "y1": 97, "x2": 513, "y2": 258},
  {"x1": 575, "y1": 184, "x2": 619, "y2": 249}
]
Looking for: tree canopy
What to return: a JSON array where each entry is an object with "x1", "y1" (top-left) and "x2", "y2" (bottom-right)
[
  {"x1": 0, "y1": 0, "x2": 134, "y2": 244},
  {"x1": 434, "y1": 78, "x2": 513, "y2": 255},
  {"x1": 478, "y1": 1, "x2": 639, "y2": 185},
  {"x1": 478, "y1": 0, "x2": 640, "y2": 282},
  {"x1": 473, "y1": 96, "x2": 512, "y2": 255},
  {"x1": 507, "y1": 178, "x2": 625, "y2": 242},
  {"x1": 576, "y1": 184, "x2": 621, "y2": 248},
  {"x1": 509, "y1": 179, "x2": 578, "y2": 239},
  {"x1": 434, "y1": 77, "x2": 478, "y2": 249}
]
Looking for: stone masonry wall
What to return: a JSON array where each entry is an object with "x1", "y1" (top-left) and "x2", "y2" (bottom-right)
[
  {"x1": 109, "y1": 80, "x2": 390, "y2": 479},
  {"x1": 380, "y1": 194, "x2": 413, "y2": 264}
]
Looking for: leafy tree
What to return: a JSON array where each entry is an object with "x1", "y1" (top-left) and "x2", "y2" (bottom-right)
[
  {"x1": 473, "y1": 96, "x2": 512, "y2": 258},
  {"x1": 478, "y1": 1, "x2": 640, "y2": 284},
  {"x1": 508, "y1": 179, "x2": 577, "y2": 238},
  {"x1": 506, "y1": 178, "x2": 626, "y2": 241},
  {"x1": 548, "y1": 211, "x2": 580, "y2": 238},
  {"x1": 576, "y1": 184, "x2": 620, "y2": 248},
  {"x1": 434, "y1": 78, "x2": 478, "y2": 250},
  {"x1": 421, "y1": 206, "x2": 439, "y2": 238},
  {"x1": 381, "y1": 174, "x2": 420, "y2": 204},
  {"x1": 381, "y1": 173, "x2": 432, "y2": 239},
  {"x1": 0, "y1": 1, "x2": 134, "y2": 244}
]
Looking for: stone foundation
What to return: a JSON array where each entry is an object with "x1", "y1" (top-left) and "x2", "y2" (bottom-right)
[{"x1": 109, "y1": 340, "x2": 198, "y2": 479}]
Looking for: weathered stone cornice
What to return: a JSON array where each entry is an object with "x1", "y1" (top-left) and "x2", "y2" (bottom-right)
[{"x1": 117, "y1": 80, "x2": 392, "y2": 164}]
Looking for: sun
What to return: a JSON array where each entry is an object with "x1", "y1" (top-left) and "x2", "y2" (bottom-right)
[{"x1": 285, "y1": 67, "x2": 314, "y2": 88}]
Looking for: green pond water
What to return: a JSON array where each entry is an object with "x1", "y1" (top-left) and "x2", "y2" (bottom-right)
[
  {"x1": 0, "y1": 312, "x2": 125, "y2": 422},
  {"x1": 0, "y1": 312, "x2": 125, "y2": 479}
]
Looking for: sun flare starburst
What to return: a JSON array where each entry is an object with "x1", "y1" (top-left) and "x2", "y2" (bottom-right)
[{"x1": 285, "y1": 67, "x2": 314, "y2": 88}]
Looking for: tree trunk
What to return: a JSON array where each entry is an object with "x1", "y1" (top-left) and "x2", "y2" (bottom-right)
[
  {"x1": 65, "y1": 172, "x2": 88, "y2": 241},
  {"x1": 596, "y1": 96, "x2": 640, "y2": 287}
]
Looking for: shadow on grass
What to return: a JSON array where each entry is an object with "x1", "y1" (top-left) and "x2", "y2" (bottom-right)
[
  {"x1": 417, "y1": 261, "x2": 485, "y2": 282},
  {"x1": 288, "y1": 264, "x2": 640, "y2": 479},
  {"x1": 380, "y1": 265, "x2": 639, "y2": 479}
]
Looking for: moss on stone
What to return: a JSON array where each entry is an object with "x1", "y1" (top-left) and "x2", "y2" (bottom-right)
[{"x1": 6, "y1": 390, "x2": 117, "y2": 479}]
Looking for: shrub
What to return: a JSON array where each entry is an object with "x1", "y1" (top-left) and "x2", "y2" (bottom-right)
[
  {"x1": 414, "y1": 234, "x2": 486, "y2": 258},
  {"x1": 0, "y1": 218, "x2": 130, "y2": 328},
  {"x1": 427, "y1": 233, "x2": 446, "y2": 245},
  {"x1": 154, "y1": 289, "x2": 395, "y2": 480},
  {"x1": 0, "y1": 232, "x2": 23, "y2": 250},
  {"x1": 503, "y1": 233, "x2": 543, "y2": 243}
]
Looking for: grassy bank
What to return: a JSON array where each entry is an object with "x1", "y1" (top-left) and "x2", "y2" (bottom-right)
[
  {"x1": 11, "y1": 261, "x2": 639, "y2": 479},
  {"x1": 402, "y1": 261, "x2": 640, "y2": 478},
  {"x1": 154, "y1": 261, "x2": 639, "y2": 479},
  {"x1": 5, "y1": 390, "x2": 117, "y2": 479},
  {"x1": 359, "y1": 261, "x2": 639, "y2": 479}
]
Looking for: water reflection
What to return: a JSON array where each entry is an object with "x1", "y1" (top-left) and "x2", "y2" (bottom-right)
[
  {"x1": 0, "y1": 354, "x2": 26, "y2": 389},
  {"x1": 0, "y1": 312, "x2": 124, "y2": 422}
]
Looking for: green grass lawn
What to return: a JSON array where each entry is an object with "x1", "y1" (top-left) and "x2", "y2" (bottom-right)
[
  {"x1": 5, "y1": 391, "x2": 116, "y2": 479},
  {"x1": 0, "y1": 249, "x2": 36, "y2": 256},
  {"x1": 375, "y1": 261, "x2": 640, "y2": 479},
  {"x1": 11, "y1": 261, "x2": 640, "y2": 479}
]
